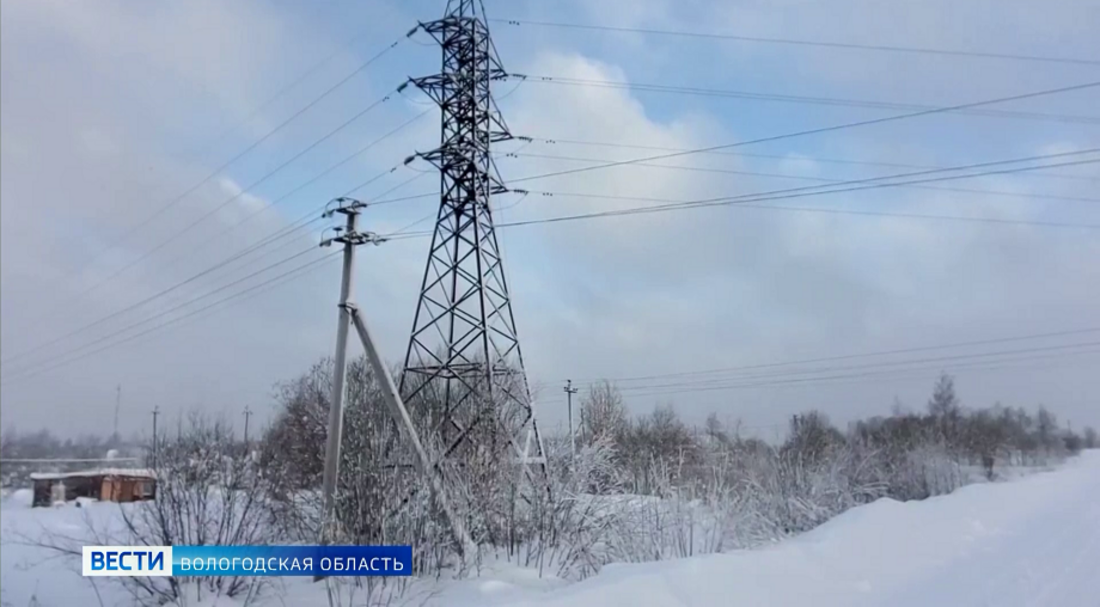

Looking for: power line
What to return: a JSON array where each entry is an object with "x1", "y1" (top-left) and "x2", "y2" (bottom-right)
[
  {"x1": 1, "y1": 251, "x2": 342, "y2": 385},
  {"x1": 74, "y1": 38, "x2": 404, "y2": 282},
  {"x1": 608, "y1": 341, "x2": 1100, "y2": 392},
  {"x1": 41, "y1": 142, "x2": 1082, "y2": 370},
  {"x1": 561, "y1": 326, "x2": 1100, "y2": 385},
  {"x1": 1, "y1": 245, "x2": 320, "y2": 375},
  {"x1": 547, "y1": 343, "x2": 1100, "y2": 402},
  {"x1": 181, "y1": 4, "x2": 382, "y2": 165},
  {"x1": 0, "y1": 210, "x2": 322, "y2": 369},
  {"x1": 517, "y1": 146, "x2": 1100, "y2": 202},
  {"x1": 596, "y1": 348, "x2": 1100, "y2": 400},
  {"x1": 512, "y1": 74, "x2": 1100, "y2": 125},
  {"x1": 381, "y1": 150, "x2": 1100, "y2": 241},
  {"x1": 170, "y1": 162, "x2": 430, "y2": 302},
  {"x1": 3, "y1": 89, "x2": 408, "y2": 366},
  {"x1": 561, "y1": 151, "x2": 1100, "y2": 216},
  {"x1": 1, "y1": 173, "x2": 440, "y2": 380},
  {"x1": 178, "y1": 109, "x2": 433, "y2": 262},
  {"x1": 500, "y1": 151, "x2": 1100, "y2": 205},
  {"x1": 385, "y1": 199, "x2": 1098, "y2": 241},
  {"x1": 495, "y1": 153, "x2": 1100, "y2": 231},
  {"x1": 508, "y1": 81, "x2": 1100, "y2": 185},
  {"x1": 535, "y1": 349, "x2": 1100, "y2": 408},
  {"x1": 10, "y1": 38, "x2": 405, "y2": 348},
  {"x1": 707, "y1": 200, "x2": 1100, "y2": 230},
  {"x1": 371, "y1": 191, "x2": 439, "y2": 206},
  {"x1": 97, "y1": 90, "x2": 395, "y2": 280},
  {"x1": 88, "y1": 110, "x2": 434, "y2": 326},
  {"x1": 491, "y1": 19, "x2": 1100, "y2": 67},
  {"x1": 522, "y1": 136, "x2": 1100, "y2": 185}
]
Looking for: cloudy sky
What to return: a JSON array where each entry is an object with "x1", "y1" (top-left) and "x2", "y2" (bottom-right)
[{"x1": 2, "y1": 0, "x2": 1098, "y2": 441}]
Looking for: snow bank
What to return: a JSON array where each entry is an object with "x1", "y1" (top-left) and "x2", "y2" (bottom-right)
[
  {"x1": 1, "y1": 498, "x2": 135, "y2": 606},
  {"x1": 2, "y1": 488, "x2": 32, "y2": 507},
  {"x1": 3, "y1": 453, "x2": 1097, "y2": 606},
  {"x1": 492, "y1": 451, "x2": 1100, "y2": 607}
]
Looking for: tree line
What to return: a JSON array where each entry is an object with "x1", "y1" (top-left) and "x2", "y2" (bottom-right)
[{"x1": 17, "y1": 358, "x2": 1098, "y2": 605}]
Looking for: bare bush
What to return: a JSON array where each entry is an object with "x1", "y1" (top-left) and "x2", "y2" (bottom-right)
[
  {"x1": 577, "y1": 381, "x2": 627, "y2": 448},
  {"x1": 258, "y1": 358, "x2": 1086, "y2": 590}
]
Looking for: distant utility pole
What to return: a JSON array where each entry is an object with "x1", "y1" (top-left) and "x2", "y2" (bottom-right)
[
  {"x1": 243, "y1": 406, "x2": 253, "y2": 446},
  {"x1": 151, "y1": 406, "x2": 160, "y2": 468},
  {"x1": 314, "y1": 197, "x2": 471, "y2": 577},
  {"x1": 113, "y1": 384, "x2": 122, "y2": 442},
  {"x1": 564, "y1": 380, "x2": 579, "y2": 460}
]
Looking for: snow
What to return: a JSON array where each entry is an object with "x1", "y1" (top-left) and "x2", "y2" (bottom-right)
[
  {"x1": 491, "y1": 451, "x2": 1100, "y2": 607},
  {"x1": 3, "y1": 451, "x2": 1099, "y2": 607},
  {"x1": 28, "y1": 468, "x2": 156, "y2": 481},
  {"x1": 1, "y1": 491, "x2": 135, "y2": 606}
]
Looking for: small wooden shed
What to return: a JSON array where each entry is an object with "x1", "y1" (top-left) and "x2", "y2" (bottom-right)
[{"x1": 30, "y1": 468, "x2": 157, "y2": 507}]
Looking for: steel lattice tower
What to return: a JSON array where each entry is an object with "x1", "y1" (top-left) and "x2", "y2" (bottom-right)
[{"x1": 401, "y1": 0, "x2": 546, "y2": 473}]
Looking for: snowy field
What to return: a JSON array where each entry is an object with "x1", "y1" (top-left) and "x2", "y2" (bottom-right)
[{"x1": 3, "y1": 451, "x2": 1098, "y2": 607}]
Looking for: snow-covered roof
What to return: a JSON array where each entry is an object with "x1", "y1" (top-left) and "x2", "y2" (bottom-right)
[{"x1": 29, "y1": 468, "x2": 156, "y2": 481}]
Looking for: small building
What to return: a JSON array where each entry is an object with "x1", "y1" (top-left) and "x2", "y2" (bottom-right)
[{"x1": 29, "y1": 468, "x2": 157, "y2": 508}]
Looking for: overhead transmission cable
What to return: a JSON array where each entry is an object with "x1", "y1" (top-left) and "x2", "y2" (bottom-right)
[
  {"x1": 86, "y1": 91, "x2": 395, "y2": 285},
  {"x1": 520, "y1": 136, "x2": 1100, "y2": 185},
  {"x1": 3, "y1": 158, "x2": 435, "y2": 372},
  {"x1": 544, "y1": 339, "x2": 1100, "y2": 402},
  {"x1": 63, "y1": 141, "x2": 1081, "y2": 363},
  {"x1": 499, "y1": 151, "x2": 1100, "y2": 205},
  {"x1": 562, "y1": 326, "x2": 1100, "y2": 385},
  {"x1": 178, "y1": 108, "x2": 433, "y2": 259},
  {"x1": 606, "y1": 341, "x2": 1100, "y2": 392},
  {"x1": 6, "y1": 41, "x2": 406, "y2": 358},
  {"x1": 111, "y1": 108, "x2": 433, "y2": 308},
  {"x1": 14, "y1": 80, "x2": 1095, "y2": 376},
  {"x1": 515, "y1": 150, "x2": 1100, "y2": 220},
  {"x1": 511, "y1": 74, "x2": 1100, "y2": 125},
  {"x1": 583, "y1": 348, "x2": 1100, "y2": 401},
  {"x1": 503, "y1": 156, "x2": 1100, "y2": 230},
  {"x1": 1, "y1": 178, "x2": 442, "y2": 383},
  {"x1": 1, "y1": 92, "x2": 419, "y2": 367},
  {"x1": 0, "y1": 252, "x2": 343, "y2": 385},
  {"x1": 182, "y1": 6, "x2": 384, "y2": 165},
  {"x1": 507, "y1": 81, "x2": 1100, "y2": 185},
  {"x1": 491, "y1": 19, "x2": 1100, "y2": 67},
  {"x1": 74, "y1": 37, "x2": 404, "y2": 280},
  {"x1": 383, "y1": 149, "x2": 1100, "y2": 238},
  {"x1": 144, "y1": 147, "x2": 432, "y2": 321},
  {"x1": 0, "y1": 245, "x2": 322, "y2": 377}
]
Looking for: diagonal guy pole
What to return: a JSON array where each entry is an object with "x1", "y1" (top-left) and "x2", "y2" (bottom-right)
[{"x1": 346, "y1": 302, "x2": 474, "y2": 556}]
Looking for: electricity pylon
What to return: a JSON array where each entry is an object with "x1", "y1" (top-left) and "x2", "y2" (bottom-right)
[{"x1": 399, "y1": 0, "x2": 547, "y2": 478}]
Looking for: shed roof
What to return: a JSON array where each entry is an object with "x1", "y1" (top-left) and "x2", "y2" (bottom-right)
[{"x1": 29, "y1": 468, "x2": 156, "y2": 481}]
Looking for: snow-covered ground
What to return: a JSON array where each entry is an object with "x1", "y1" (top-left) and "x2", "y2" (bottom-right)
[
  {"x1": 3, "y1": 452, "x2": 1098, "y2": 607},
  {"x1": 494, "y1": 451, "x2": 1100, "y2": 607}
]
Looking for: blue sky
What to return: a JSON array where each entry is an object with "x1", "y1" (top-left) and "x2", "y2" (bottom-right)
[{"x1": 2, "y1": 0, "x2": 1099, "y2": 439}]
